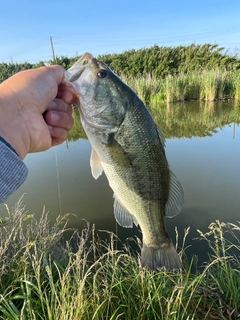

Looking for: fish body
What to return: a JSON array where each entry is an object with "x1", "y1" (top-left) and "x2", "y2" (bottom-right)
[{"x1": 66, "y1": 53, "x2": 184, "y2": 270}]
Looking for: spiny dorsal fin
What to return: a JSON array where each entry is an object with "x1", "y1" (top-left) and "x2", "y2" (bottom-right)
[
  {"x1": 90, "y1": 148, "x2": 103, "y2": 180},
  {"x1": 165, "y1": 169, "x2": 184, "y2": 218},
  {"x1": 113, "y1": 195, "x2": 138, "y2": 228},
  {"x1": 156, "y1": 126, "x2": 166, "y2": 148}
]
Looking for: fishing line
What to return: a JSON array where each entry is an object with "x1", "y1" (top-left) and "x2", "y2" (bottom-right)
[{"x1": 54, "y1": 146, "x2": 62, "y2": 215}]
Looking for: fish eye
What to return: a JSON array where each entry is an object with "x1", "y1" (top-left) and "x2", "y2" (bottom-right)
[{"x1": 97, "y1": 69, "x2": 107, "y2": 78}]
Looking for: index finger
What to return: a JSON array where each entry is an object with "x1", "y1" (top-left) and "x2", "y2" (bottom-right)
[
  {"x1": 39, "y1": 65, "x2": 66, "y2": 85},
  {"x1": 57, "y1": 82, "x2": 79, "y2": 104}
]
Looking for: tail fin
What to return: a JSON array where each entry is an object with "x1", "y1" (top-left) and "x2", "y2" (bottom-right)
[{"x1": 141, "y1": 239, "x2": 181, "y2": 271}]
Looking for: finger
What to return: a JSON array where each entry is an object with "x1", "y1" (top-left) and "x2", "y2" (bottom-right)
[
  {"x1": 44, "y1": 110, "x2": 74, "y2": 131},
  {"x1": 58, "y1": 89, "x2": 78, "y2": 104},
  {"x1": 57, "y1": 82, "x2": 78, "y2": 104},
  {"x1": 44, "y1": 65, "x2": 65, "y2": 85},
  {"x1": 48, "y1": 126, "x2": 68, "y2": 146},
  {"x1": 47, "y1": 99, "x2": 73, "y2": 115}
]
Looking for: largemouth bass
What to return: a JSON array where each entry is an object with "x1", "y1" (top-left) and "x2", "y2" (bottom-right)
[{"x1": 65, "y1": 53, "x2": 184, "y2": 270}]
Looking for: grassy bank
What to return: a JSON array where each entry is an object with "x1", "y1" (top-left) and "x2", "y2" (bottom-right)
[
  {"x1": 124, "y1": 69, "x2": 240, "y2": 103},
  {"x1": 0, "y1": 198, "x2": 239, "y2": 319}
]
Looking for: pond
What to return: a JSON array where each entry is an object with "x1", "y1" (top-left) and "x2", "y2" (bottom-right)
[{"x1": 1, "y1": 100, "x2": 240, "y2": 265}]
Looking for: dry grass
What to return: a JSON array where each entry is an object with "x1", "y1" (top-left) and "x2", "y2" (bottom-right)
[{"x1": 0, "y1": 198, "x2": 239, "y2": 319}]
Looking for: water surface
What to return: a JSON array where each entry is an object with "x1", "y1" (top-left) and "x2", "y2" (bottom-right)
[{"x1": 1, "y1": 100, "x2": 240, "y2": 264}]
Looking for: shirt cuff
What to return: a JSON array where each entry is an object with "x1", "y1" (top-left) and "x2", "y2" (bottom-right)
[
  {"x1": 0, "y1": 136, "x2": 19, "y2": 156},
  {"x1": 0, "y1": 138, "x2": 28, "y2": 203}
]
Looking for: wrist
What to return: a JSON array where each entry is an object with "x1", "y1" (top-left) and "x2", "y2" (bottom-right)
[
  {"x1": 0, "y1": 136, "x2": 19, "y2": 155},
  {"x1": 0, "y1": 88, "x2": 28, "y2": 159},
  {"x1": 0, "y1": 130, "x2": 28, "y2": 160}
]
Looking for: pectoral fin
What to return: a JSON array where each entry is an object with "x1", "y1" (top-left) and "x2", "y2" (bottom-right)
[
  {"x1": 90, "y1": 148, "x2": 103, "y2": 180},
  {"x1": 165, "y1": 170, "x2": 184, "y2": 218},
  {"x1": 103, "y1": 135, "x2": 132, "y2": 169},
  {"x1": 113, "y1": 195, "x2": 138, "y2": 228}
]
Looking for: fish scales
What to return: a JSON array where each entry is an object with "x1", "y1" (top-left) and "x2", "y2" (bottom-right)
[
  {"x1": 65, "y1": 53, "x2": 184, "y2": 270},
  {"x1": 98, "y1": 100, "x2": 170, "y2": 241}
]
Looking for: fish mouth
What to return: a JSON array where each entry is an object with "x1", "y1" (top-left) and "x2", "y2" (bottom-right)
[
  {"x1": 67, "y1": 53, "x2": 116, "y2": 130},
  {"x1": 67, "y1": 52, "x2": 94, "y2": 82}
]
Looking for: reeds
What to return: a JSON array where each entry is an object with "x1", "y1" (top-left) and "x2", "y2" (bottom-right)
[
  {"x1": 232, "y1": 71, "x2": 240, "y2": 99},
  {"x1": 121, "y1": 73, "x2": 164, "y2": 103},
  {"x1": 124, "y1": 69, "x2": 240, "y2": 103},
  {"x1": 0, "y1": 198, "x2": 239, "y2": 319}
]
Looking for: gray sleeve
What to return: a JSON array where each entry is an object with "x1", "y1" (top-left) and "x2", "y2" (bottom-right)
[{"x1": 0, "y1": 139, "x2": 28, "y2": 203}]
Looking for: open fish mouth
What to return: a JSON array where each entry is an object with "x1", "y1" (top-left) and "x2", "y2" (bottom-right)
[{"x1": 66, "y1": 52, "x2": 94, "y2": 82}]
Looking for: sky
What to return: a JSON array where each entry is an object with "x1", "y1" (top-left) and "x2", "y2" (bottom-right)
[{"x1": 1, "y1": 0, "x2": 240, "y2": 64}]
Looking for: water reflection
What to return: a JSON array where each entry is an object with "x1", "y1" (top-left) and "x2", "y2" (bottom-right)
[
  {"x1": 150, "y1": 100, "x2": 240, "y2": 138},
  {"x1": 1, "y1": 100, "x2": 240, "y2": 265}
]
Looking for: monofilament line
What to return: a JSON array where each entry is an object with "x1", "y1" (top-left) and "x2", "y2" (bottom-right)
[{"x1": 54, "y1": 146, "x2": 62, "y2": 215}]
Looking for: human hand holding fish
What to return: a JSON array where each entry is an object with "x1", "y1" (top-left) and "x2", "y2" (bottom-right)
[
  {"x1": 65, "y1": 53, "x2": 184, "y2": 271},
  {"x1": 0, "y1": 66, "x2": 76, "y2": 159}
]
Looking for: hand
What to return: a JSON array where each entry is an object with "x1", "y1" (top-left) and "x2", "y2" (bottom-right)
[{"x1": 0, "y1": 66, "x2": 76, "y2": 159}]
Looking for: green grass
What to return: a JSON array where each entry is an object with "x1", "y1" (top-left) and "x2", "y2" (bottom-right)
[
  {"x1": 124, "y1": 69, "x2": 240, "y2": 103},
  {"x1": 0, "y1": 198, "x2": 239, "y2": 319}
]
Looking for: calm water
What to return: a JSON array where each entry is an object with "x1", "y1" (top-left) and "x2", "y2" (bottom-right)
[{"x1": 1, "y1": 100, "x2": 240, "y2": 264}]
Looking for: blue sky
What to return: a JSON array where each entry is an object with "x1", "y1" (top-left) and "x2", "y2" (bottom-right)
[{"x1": 1, "y1": 0, "x2": 240, "y2": 63}]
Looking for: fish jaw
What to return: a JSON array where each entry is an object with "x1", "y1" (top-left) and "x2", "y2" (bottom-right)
[
  {"x1": 65, "y1": 52, "x2": 94, "y2": 82},
  {"x1": 66, "y1": 53, "x2": 128, "y2": 131}
]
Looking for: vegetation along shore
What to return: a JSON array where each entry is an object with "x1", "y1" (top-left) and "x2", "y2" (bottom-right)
[
  {"x1": 0, "y1": 199, "x2": 239, "y2": 319},
  {"x1": 1, "y1": 43, "x2": 240, "y2": 102}
]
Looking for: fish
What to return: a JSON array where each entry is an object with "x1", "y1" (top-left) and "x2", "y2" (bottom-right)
[{"x1": 65, "y1": 53, "x2": 184, "y2": 270}]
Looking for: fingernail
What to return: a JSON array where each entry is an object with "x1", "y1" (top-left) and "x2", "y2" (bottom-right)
[{"x1": 51, "y1": 112, "x2": 60, "y2": 122}]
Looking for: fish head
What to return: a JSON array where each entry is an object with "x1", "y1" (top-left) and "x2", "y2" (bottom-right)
[{"x1": 65, "y1": 53, "x2": 130, "y2": 130}]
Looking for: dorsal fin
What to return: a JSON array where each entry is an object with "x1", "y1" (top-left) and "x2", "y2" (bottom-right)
[
  {"x1": 165, "y1": 169, "x2": 184, "y2": 218},
  {"x1": 156, "y1": 126, "x2": 166, "y2": 148}
]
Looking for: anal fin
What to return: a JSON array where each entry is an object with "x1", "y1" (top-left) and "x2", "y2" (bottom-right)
[{"x1": 113, "y1": 195, "x2": 138, "y2": 228}]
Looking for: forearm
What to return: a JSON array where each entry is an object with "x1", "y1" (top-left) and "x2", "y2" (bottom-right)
[{"x1": 0, "y1": 138, "x2": 28, "y2": 203}]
